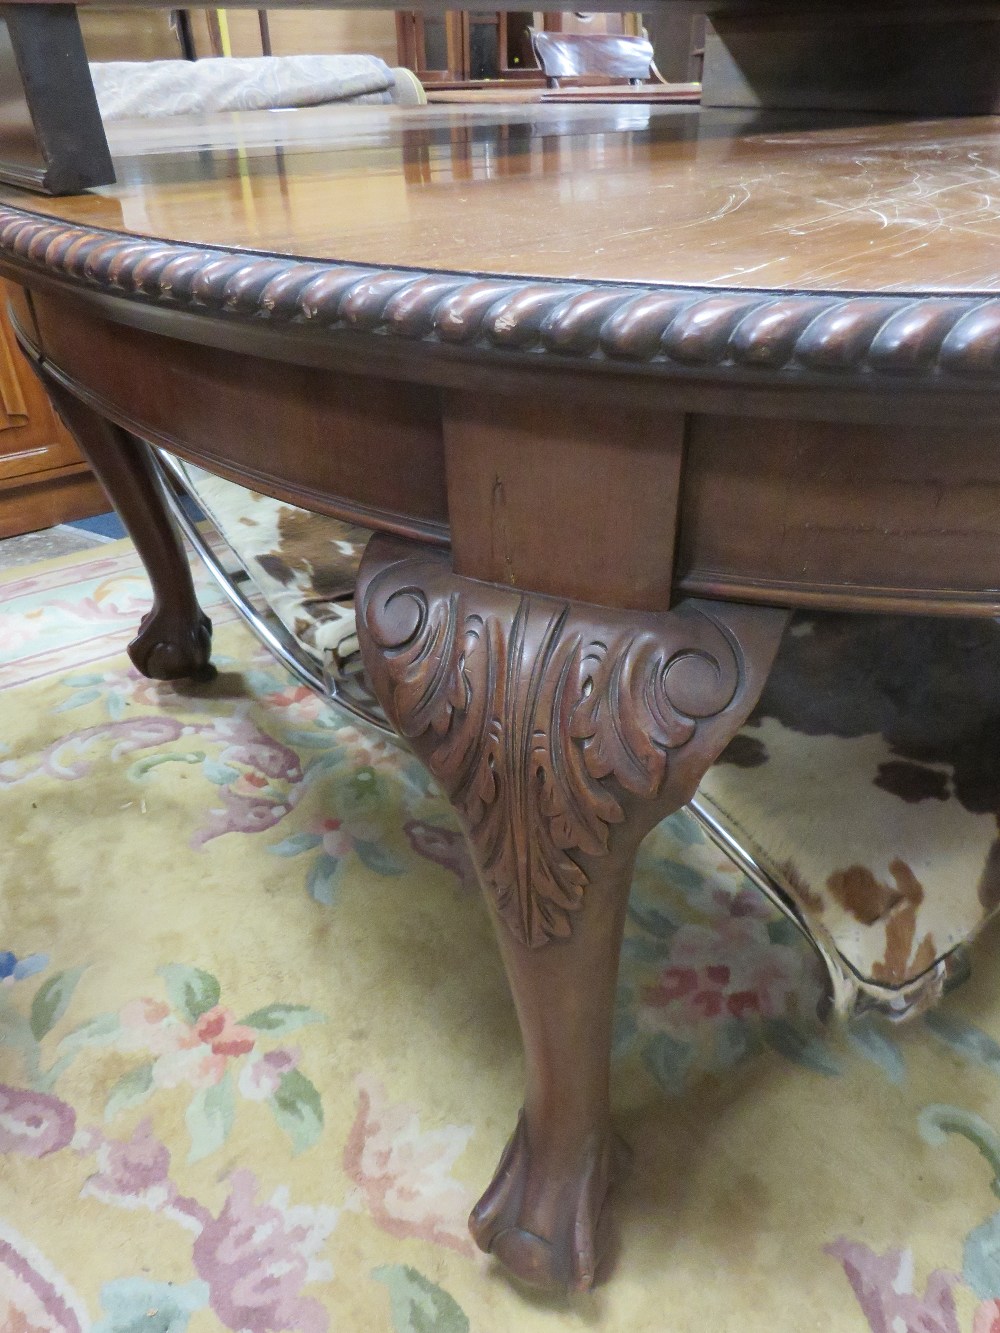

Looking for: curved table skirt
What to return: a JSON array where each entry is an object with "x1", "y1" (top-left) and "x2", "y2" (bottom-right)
[{"x1": 11, "y1": 280, "x2": 1000, "y2": 621}]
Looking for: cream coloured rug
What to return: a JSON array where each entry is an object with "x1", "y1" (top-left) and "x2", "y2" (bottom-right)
[{"x1": 3, "y1": 538, "x2": 1000, "y2": 1333}]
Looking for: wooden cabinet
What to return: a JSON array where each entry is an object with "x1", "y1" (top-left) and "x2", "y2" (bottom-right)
[
  {"x1": 395, "y1": 10, "x2": 645, "y2": 85},
  {"x1": 396, "y1": 10, "x2": 538, "y2": 83},
  {"x1": 0, "y1": 284, "x2": 106, "y2": 538}
]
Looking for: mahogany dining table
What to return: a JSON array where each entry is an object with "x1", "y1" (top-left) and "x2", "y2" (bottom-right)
[{"x1": 4, "y1": 99, "x2": 1000, "y2": 1291}]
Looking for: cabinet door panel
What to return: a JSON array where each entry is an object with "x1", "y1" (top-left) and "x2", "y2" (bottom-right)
[
  {"x1": 0, "y1": 282, "x2": 106, "y2": 537},
  {"x1": 0, "y1": 282, "x2": 81, "y2": 474}
]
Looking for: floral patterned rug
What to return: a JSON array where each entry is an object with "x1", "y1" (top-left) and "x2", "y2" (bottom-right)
[{"x1": 4, "y1": 538, "x2": 1000, "y2": 1333}]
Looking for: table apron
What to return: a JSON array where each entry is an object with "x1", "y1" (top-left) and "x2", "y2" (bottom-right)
[{"x1": 16, "y1": 282, "x2": 1000, "y2": 619}]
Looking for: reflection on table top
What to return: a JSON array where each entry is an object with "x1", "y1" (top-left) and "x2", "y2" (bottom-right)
[{"x1": 4, "y1": 102, "x2": 1000, "y2": 293}]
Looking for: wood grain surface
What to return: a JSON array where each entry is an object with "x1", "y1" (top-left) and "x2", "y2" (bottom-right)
[{"x1": 10, "y1": 103, "x2": 1000, "y2": 293}]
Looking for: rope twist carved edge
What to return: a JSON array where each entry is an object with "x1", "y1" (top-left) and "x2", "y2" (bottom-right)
[{"x1": 1, "y1": 207, "x2": 1000, "y2": 383}]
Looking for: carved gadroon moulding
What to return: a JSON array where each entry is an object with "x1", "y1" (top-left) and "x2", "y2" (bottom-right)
[
  {"x1": 357, "y1": 537, "x2": 783, "y2": 948},
  {"x1": 2, "y1": 206, "x2": 1000, "y2": 385}
]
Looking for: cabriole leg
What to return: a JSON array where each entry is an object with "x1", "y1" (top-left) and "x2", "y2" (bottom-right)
[
  {"x1": 358, "y1": 533, "x2": 789, "y2": 1291},
  {"x1": 42, "y1": 374, "x2": 213, "y2": 681}
]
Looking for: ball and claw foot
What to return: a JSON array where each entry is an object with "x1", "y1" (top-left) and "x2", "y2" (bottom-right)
[
  {"x1": 469, "y1": 1112, "x2": 630, "y2": 1293},
  {"x1": 128, "y1": 607, "x2": 215, "y2": 682}
]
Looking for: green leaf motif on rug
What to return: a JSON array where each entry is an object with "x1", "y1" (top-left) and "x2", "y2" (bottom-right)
[
  {"x1": 847, "y1": 1017, "x2": 906, "y2": 1085},
  {"x1": 270, "y1": 1067, "x2": 324, "y2": 1154},
  {"x1": 268, "y1": 832, "x2": 324, "y2": 857},
  {"x1": 57, "y1": 1011, "x2": 121, "y2": 1056},
  {"x1": 201, "y1": 758, "x2": 241, "y2": 785},
  {"x1": 355, "y1": 839, "x2": 406, "y2": 877},
  {"x1": 307, "y1": 853, "x2": 342, "y2": 905},
  {"x1": 159, "y1": 965, "x2": 221, "y2": 1024},
  {"x1": 919, "y1": 1104, "x2": 1000, "y2": 1198},
  {"x1": 918, "y1": 1103, "x2": 1000, "y2": 1298},
  {"x1": 627, "y1": 901, "x2": 680, "y2": 941},
  {"x1": 186, "y1": 1070, "x2": 235, "y2": 1161},
  {"x1": 46, "y1": 1011, "x2": 123, "y2": 1091},
  {"x1": 642, "y1": 1031, "x2": 696, "y2": 1096},
  {"x1": 30, "y1": 967, "x2": 85, "y2": 1041},
  {"x1": 964, "y1": 1213, "x2": 1000, "y2": 1300},
  {"x1": 93, "y1": 1277, "x2": 209, "y2": 1333},
  {"x1": 129, "y1": 752, "x2": 206, "y2": 781},
  {"x1": 373, "y1": 1265, "x2": 470, "y2": 1333},
  {"x1": 105, "y1": 1062, "x2": 155, "y2": 1121},
  {"x1": 240, "y1": 1002, "x2": 326, "y2": 1034},
  {"x1": 651, "y1": 857, "x2": 710, "y2": 898},
  {"x1": 712, "y1": 1016, "x2": 762, "y2": 1071},
  {"x1": 924, "y1": 1011, "x2": 1000, "y2": 1076},
  {"x1": 344, "y1": 765, "x2": 383, "y2": 813},
  {"x1": 53, "y1": 686, "x2": 102, "y2": 712},
  {"x1": 762, "y1": 1018, "x2": 841, "y2": 1076}
]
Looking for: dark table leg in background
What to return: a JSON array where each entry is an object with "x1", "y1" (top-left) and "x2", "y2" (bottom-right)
[{"x1": 0, "y1": 3, "x2": 113, "y2": 195}]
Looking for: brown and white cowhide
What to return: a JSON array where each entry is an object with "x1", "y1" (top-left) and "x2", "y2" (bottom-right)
[
  {"x1": 176, "y1": 462, "x2": 368, "y2": 678},
  {"x1": 699, "y1": 613, "x2": 1000, "y2": 987}
]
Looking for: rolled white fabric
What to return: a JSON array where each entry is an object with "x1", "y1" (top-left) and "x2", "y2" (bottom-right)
[{"x1": 90, "y1": 54, "x2": 397, "y2": 120}]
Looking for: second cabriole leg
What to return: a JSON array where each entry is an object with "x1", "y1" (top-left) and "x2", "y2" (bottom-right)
[
  {"x1": 358, "y1": 533, "x2": 788, "y2": 1291},
  {"x1": 41, "y1": 374, "x2": 213, "y2": 681}
]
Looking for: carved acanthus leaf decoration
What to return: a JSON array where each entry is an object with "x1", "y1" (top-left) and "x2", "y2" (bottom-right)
[{"x1": 360, "y1": 547, "x2": 747, "y2": 948}]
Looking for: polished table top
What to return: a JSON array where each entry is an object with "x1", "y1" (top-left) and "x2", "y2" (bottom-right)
[{"x1": 6, "y1": 102, "x2": 1000, "y2": 294}]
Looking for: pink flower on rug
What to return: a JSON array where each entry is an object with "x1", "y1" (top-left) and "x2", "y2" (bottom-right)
[
  {"x1": 826, "y1": 1239, "x2": 960, "y2": 1333},
  {"x1": 79, "y1": 1121, "x2": 210, "y2": 1232},
  {"x1": 211, "y1": 714, "x2": 303, "y2": 783},
  {"x1": 152, "y1": 1043, "x2": 228, "y2": 1090},
  {"x1": 333, "y1": 726, "x2": 408, "y2": 776},
  {"x1": 975, "y1": 1302, "x2": 1000, "y2": 1333},
  {"x1": 119, "y1": 999, "x2": 257, "y2": 1089},
  {"x1": 193, "y1": 1169, "x2": 336, "y2": 1333},
  {"x1": 194, "y1": 1006, "x2": 257, "y2": 1058},
  {"x1": 0, "y1": 612, "x2": 41, "y2": 653},
  {"x1": 343, "y1": 1074, "x2": 475, "y2": 1256},
  {"x1": 267, "y1": 684, "x2": 327, "y2": 721},
  {"x1": 238, "y1": 1047, "x2": 299, "y2": 1101},
  {"x1": 117, "y1": 997, "x2": 179, "y2": 1053},
  {"x1": 321, "y1": 818, "x2": 355, "y2": 858},
  {"x1": 404, "y1": 820, "x2": 477, "y2": 892},
  {"x1": 640, "y1": 911, "x2": 804, "y2": 1023},
  {"x1": 0, "y1": 1085, "x2": 75, "y2": 1158},
  {"x1": 83, "y1": 1119, "x2": 169, "y2": 1206},
  {"x1": 0, "y1": 1221, "x2": 89, "y2": 1333}
]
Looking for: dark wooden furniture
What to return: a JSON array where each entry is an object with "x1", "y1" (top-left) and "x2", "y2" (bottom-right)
[
  {"x1": 397, "y1": 9, "x2": 539, "y2": 83},
  {"x1": 6, "y1": 99, "x2": 1000, "y2": 1289},
  {"x1": 0, "y1": 4, "x2": 112, "y2": 193},
  {"x1": 529, "y1": 29, "x2": 655, "y2": 87},
  {"x1": 700, "y1": 5, "x2": 1000, "y2": 113},
  {"x1": 0, "y1": 277, "x2": 105, "y2": 536},
  {"x1": 646, "y1": 6, "x2": 704, "y2": 83}
]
